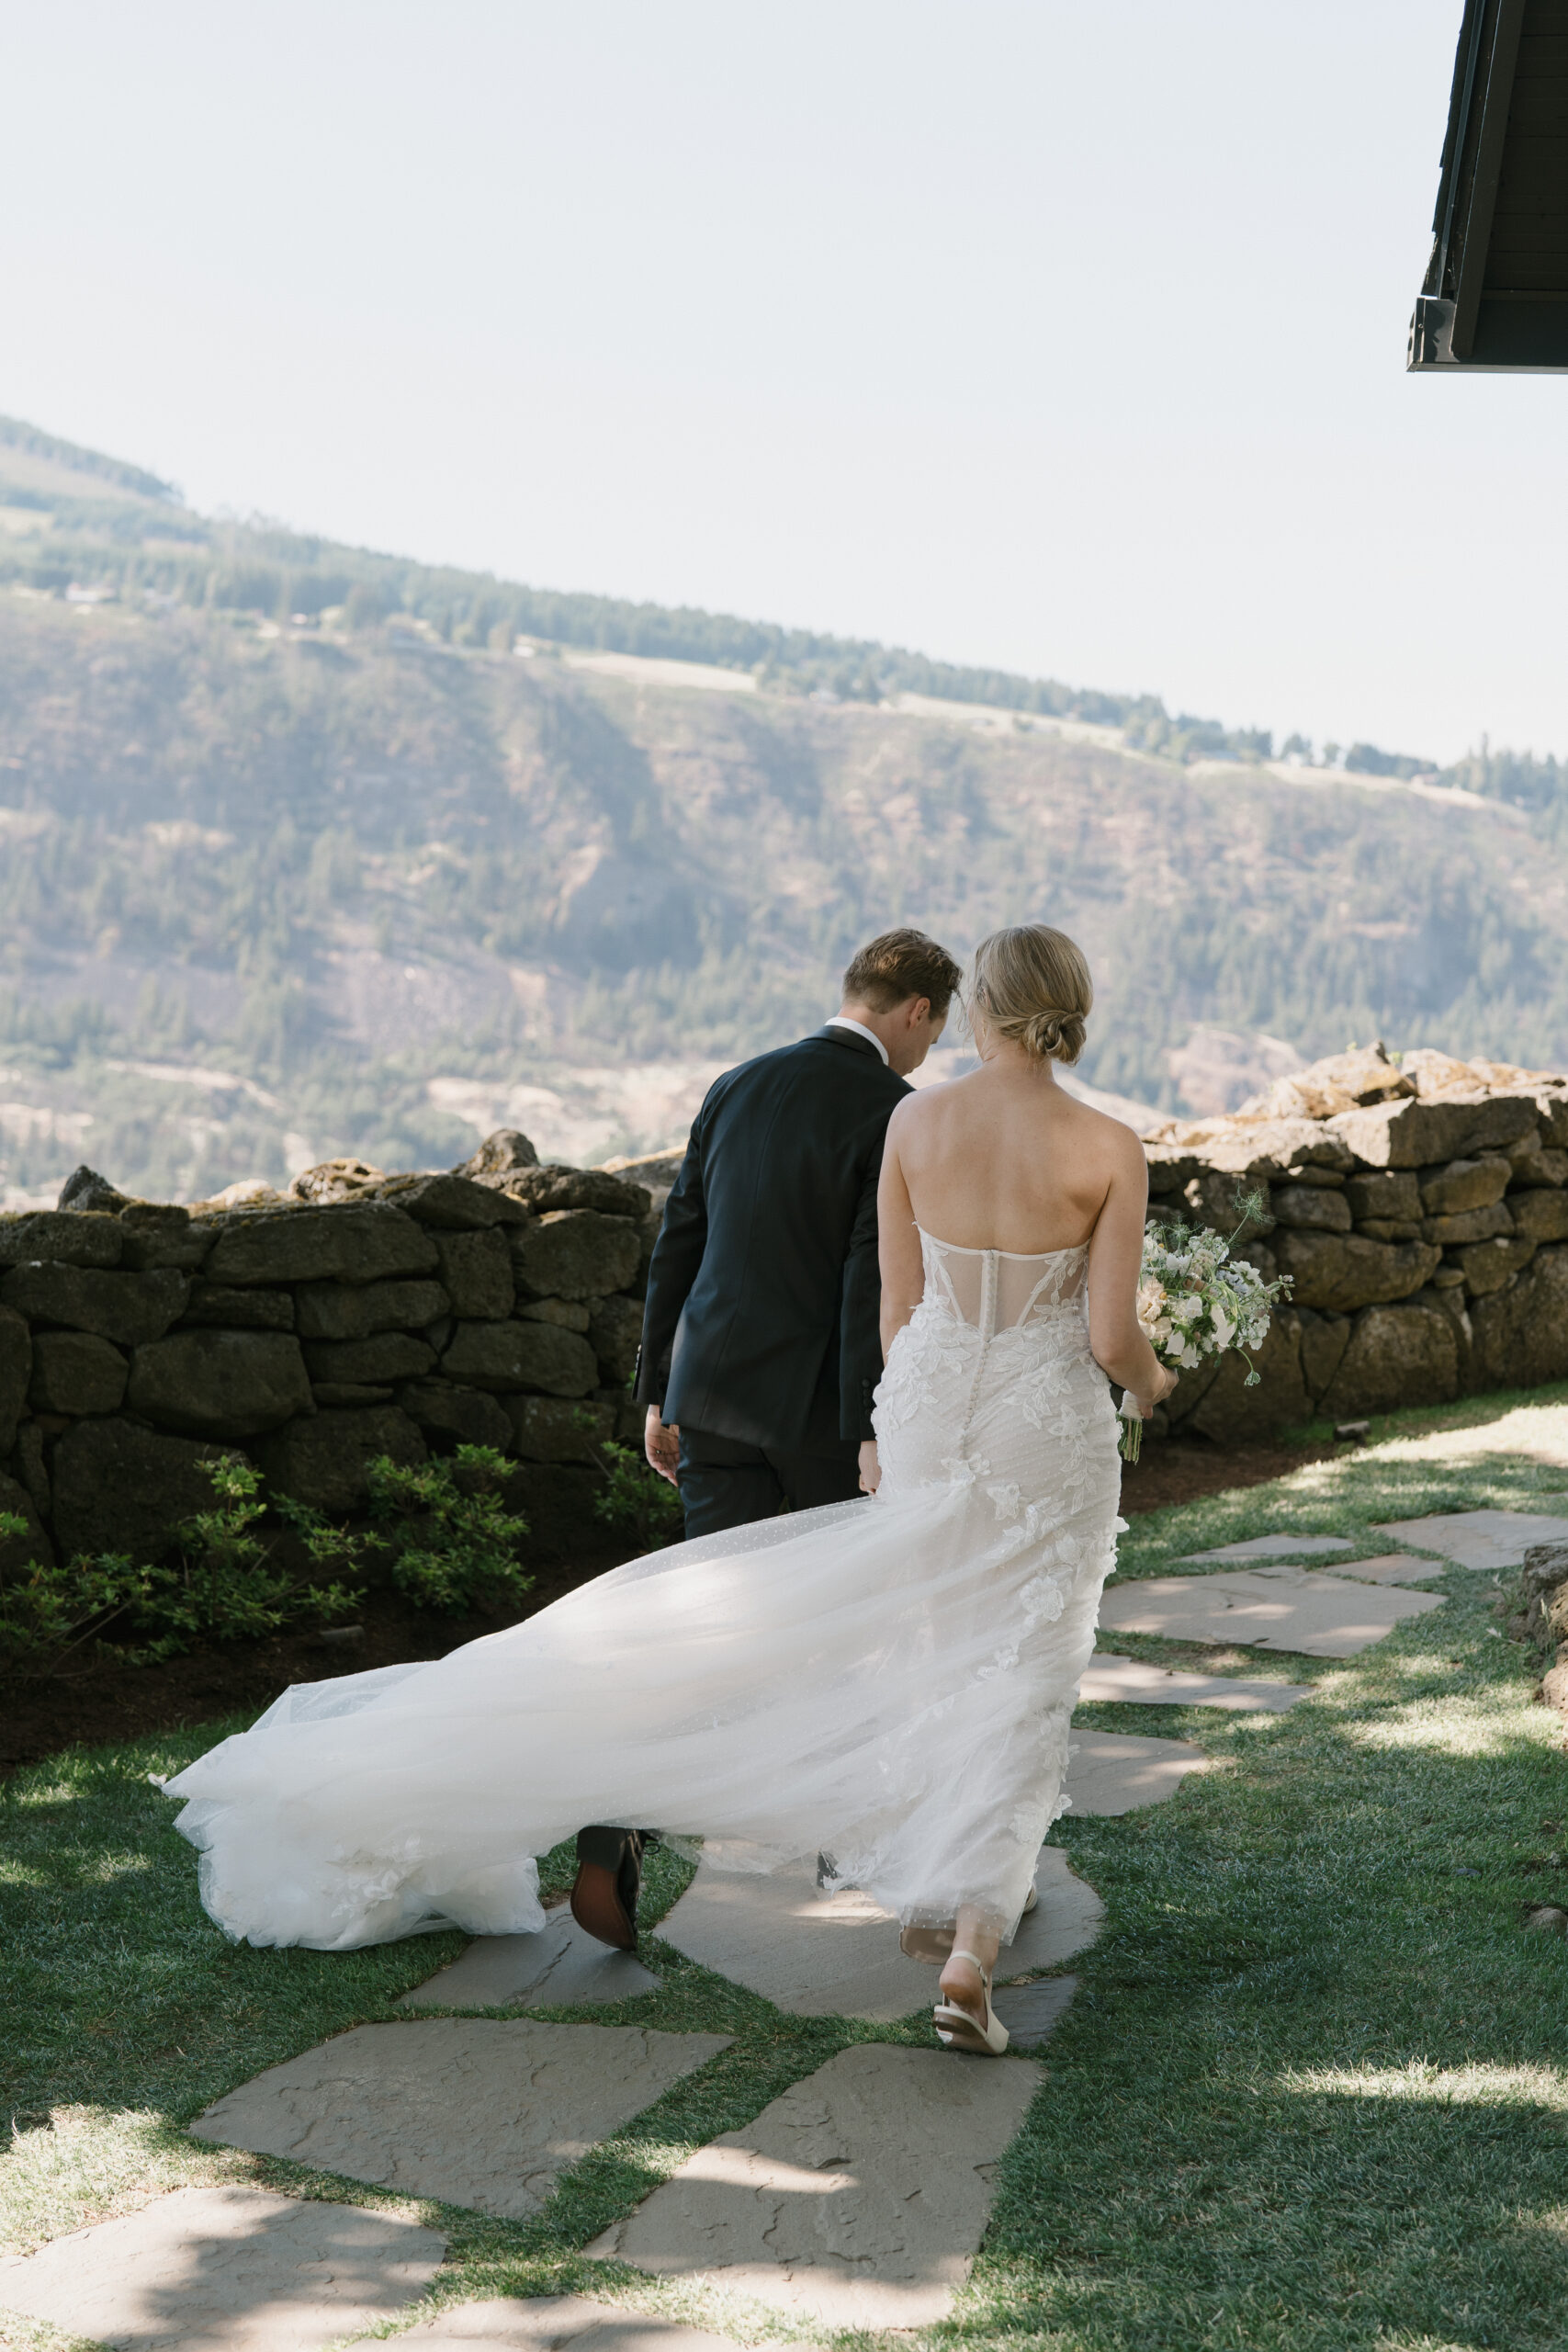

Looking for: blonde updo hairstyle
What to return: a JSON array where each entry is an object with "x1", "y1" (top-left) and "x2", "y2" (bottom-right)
[{"x1": 969, "y1": 923, "x2": 1093, "y2": 1066}]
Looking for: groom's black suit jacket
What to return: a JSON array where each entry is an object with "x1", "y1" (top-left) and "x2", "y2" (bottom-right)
[{"x1": 634, "y1": 1025, "x2": 911, "y2": 1452}]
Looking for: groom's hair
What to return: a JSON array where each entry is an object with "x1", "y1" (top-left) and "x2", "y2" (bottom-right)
[{"x1": 841, "y1": 929, "x2": 962, "y2": 1016}]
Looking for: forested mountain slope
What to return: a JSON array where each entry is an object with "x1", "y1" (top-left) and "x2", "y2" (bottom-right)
[{"x1": 1, "y1": 415, "x2": 1565, "y2": 1203}]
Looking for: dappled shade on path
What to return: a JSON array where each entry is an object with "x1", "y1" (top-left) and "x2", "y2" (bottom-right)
[
  {"x1": 0, "y1": 2185, "x2": 444, "y2": 2352},
  {"x1": 1100, "y1": 1562, "x2": 1446, "y2": 1657},
  {"x1": 658, "y1": 1841, "x2": 1103, "y2": 2019},
  {"x1": 190, "y1": 2021, "x2": 731, "y2": 2221},
  {"x1": 587, "y1": 2044, "x2": 1035, "y2": 2329}
]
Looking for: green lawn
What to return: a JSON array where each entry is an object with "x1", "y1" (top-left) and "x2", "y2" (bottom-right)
[{"x1": 4, "y1": 1386, "x2": 1567, "y2": 2351}]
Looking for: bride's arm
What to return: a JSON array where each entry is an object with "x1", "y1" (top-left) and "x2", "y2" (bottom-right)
[
  {"x1": 876, "y1": 1114, "x2": 925, "y2": 1359},
  {"x1": 857, "y1": 1118, "x2": 924, "y2": 1497},
  {"x1": 1086, "y1": 1126, "x2": 1177, "y2": 1413}
]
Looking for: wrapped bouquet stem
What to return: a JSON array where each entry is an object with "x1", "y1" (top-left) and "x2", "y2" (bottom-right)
[
  {"x1": 1120, "y1": 1193, "x2": 1292, "y2": 1463},
  {"x1": 1118, "y1": 1391, "x2": 1151, "y2": 1463}
]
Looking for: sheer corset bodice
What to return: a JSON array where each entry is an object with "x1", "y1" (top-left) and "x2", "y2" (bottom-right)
[
  {"x1": 874, "y1": 1224, "x2": 1102, "y2": 1484},
  {"x1": 918, "y1": 1227, "x2": 1089, "y2": 1337}
]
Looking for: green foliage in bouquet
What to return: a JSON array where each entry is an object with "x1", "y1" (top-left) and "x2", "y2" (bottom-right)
[{"x1": 364, "y1": 1443, "x2": 532, "y2": 1613}]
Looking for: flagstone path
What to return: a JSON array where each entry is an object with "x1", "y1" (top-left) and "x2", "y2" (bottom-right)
[
  {"x1": 587, "y1": 2043, "x2": 1037, "y2": 2330},
  {"x1": 1099, "y1": 1563, "x2": 1446, "y2": 1657},
  {"x1": 990, "y1": 1973, "x2": 1079, "y2": 2049},
  {"x1": 1179, "y1": 1537, "x2": 1445, "y2": 1587},
  {"x1": 1323, "y1": 1554, "x2": 1448, "y2": 1584},
  {"x1": 1064, "y1": 1727, "x2": 1211, "y2": 1812},
  {"x1": 190, "y1": 2022, "x2": 731, "y2": 2221},
  {"x1": 1180, "y1": 1534, "x2": 1354, "y2": 1562},
  {"x1": 1079, "y1": 1653, "x2": 1310, "y2": 1708},
  {"x1": 659, "y1": 1843, "x2": 1104, "y2": 2018},
  {"x1": 400, "y1": 1912, "x2": 659, "y2": 2009},
  {"x1": 0, "y1": 2186, "x2": 445, "y2": 2352},
  {"x1": 1372, "y1": 1508, "x2": 1568, "y2": 1570},
  {"x1": 8, "y1": 1510, "x2": 1476, "y2": 2349}
]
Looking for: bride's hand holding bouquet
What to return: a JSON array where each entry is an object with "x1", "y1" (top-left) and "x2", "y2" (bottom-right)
[
  {"x1": 1124, "y1": 1357, "x2": 1179, "y2": 1429},
  {"x1": 1120, "y1": 1191, "x2": 1292, "y2": 1462}
]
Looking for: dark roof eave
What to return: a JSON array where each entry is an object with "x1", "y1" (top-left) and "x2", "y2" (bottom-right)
[{"x1": 1406, "y1": 0, "x2": 1568, "y2": 371}]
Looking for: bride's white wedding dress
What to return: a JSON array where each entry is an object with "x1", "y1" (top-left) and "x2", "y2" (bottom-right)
[{"x1": 164, "y1": 1231, "x2": 1124, "y2": 1951}]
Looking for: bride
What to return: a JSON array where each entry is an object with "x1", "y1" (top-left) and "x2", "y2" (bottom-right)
[{"x1": 164, "y1": 923, "x2": 1175, "y2": 2057}]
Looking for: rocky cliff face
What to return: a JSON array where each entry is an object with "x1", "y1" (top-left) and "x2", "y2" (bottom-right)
[
  {"x1": 0, "y1": 1135, "x2": 659, "y2": 1577},
  {"x1": 6, "y1": 592, "x2": 1568, "y2": 1205},
  {"x1": 1142, "y1": 1044, "x2": 1568, "y2": 1439}
]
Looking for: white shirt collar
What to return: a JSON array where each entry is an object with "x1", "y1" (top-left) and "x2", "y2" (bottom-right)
[{"x1": 826, "y1": 1015, "x2": 889, "y2": 1066}]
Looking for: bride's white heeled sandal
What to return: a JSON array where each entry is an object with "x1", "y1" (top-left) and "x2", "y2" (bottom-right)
[{"x1": 933, "y1": 1950, "x2": 1010, "y2": 2056}]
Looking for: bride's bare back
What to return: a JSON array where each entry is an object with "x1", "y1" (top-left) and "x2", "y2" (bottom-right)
[
  {"x1": 890, "y1": 1060, "x2": 1129, "y2": 1254},
  {"x1": 876, "y1": 1043, "x2": 1168, "y2": 1408}
]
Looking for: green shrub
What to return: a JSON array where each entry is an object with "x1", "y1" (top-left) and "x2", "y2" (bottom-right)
[
  {"x1": 0, "y1": 1445, "x2": 536, "y2": 1679},
  {"x1": 0, "y1": 1458, "x2": 367, "y2": 1676},
  {"x1": 364, "y1": 1445, "x2": 532, "y2": 1613},
  {"x1": 162, "y1": 1455, "x2": 367, "y2": 1644},
  {"x1": 589, "y1": 1434, "x2": 685, "y2": 1551},
  {"x1": 0, "y1": 1529, "x2": 164, "y2": 1671}
]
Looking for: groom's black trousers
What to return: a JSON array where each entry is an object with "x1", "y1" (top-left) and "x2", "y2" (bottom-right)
[{"x1": 677, "y1": 1428, "x2": 863, "y2": 1540}]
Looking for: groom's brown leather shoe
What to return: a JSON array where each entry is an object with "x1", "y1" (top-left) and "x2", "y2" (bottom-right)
[{"x1": 570, "y1": 1826, "x2": 645, "y2": 1951}]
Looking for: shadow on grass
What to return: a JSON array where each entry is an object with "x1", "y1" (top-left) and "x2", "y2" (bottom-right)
[{"x1": 1119, "y1": 1379, "x2": 1568, "y2": 1584}]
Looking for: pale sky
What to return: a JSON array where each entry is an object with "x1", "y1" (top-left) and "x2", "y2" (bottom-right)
[{"x1": 6, "y1": 0, "x2": 1561, "y2": 764}]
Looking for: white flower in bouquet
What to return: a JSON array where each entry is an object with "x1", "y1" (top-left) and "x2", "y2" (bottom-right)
[{"x1": 1121, "y1": 1189, "x2": 1292, "y2": 1460}]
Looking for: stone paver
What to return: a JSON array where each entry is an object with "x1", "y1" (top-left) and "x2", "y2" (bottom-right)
[
  {"x1": 990, "y1": 1974, "x2": 1077, "y2": 2050},
  {"x1": 191, "y1": 2020, "x2": 730, "y2": 2220},
  {"x1": 369, "y1": 2293, "x2": 779, "y2": 2352},
  {"x1": 401, "y1": 1911, "x2": 658, "y2": 2009},
  {"x1": 1099, "y1": 1565, "x2": 1445, "y2": 1657},
  {"x1": 587, "y1": 2042, "x2": 1036, "y2": 2330},
  {"x1": 1332, "y1": 1553, "x2": 1447, "y2": 1585},
  {"x1": 1064, "y1": 1729, "x2": 1210, "y2": 1814},
  {"x1": 1373, "y1": 1509, "x2": 1568, "y2": 1571},
  {"x1": 0, "y1": 2186, "x2": 443, "y2": 2352},
  {"x1": 1180, "y1": 1534, "x2": 1353, "y2": 1563},
  {"x1": 658, "y1": 1843, "x2": 1102, "y2": 2018},
  {"x1": 1079, "y1": 1652, "x2": 1309, "y2": 1710}
]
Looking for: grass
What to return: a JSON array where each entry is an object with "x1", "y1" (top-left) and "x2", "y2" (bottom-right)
[{"x1": 4, "y1": 1384, "x2": 1568, "y2": 2349}]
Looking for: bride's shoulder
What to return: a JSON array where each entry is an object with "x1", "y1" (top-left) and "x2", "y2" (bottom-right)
[
  {"x1": 887, "y1": 1070, "x2": 971, "y2": 1128},
  {"x1": 1065, "y1": 1096, "x2": 1150, "y2": 1168}
]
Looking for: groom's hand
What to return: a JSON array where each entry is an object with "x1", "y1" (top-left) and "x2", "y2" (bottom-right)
[
  {"x1": 645, "y1": 1407, "x2": 681, "y2": 1487},
  {"x1": 858, "y1": 1440, "x2": 881, "y2": 1495}
]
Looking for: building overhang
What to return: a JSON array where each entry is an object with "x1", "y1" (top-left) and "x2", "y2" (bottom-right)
[{"x1": 1408, "y1": 0, "x2": 1568, "y2": 372}]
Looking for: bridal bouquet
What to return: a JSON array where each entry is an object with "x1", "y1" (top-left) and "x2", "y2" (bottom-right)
[{"x1": 1121, "y1": 1197, "x2": 1292, "y2": 1461}]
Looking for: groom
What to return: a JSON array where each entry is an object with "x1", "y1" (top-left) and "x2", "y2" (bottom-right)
[{"x1": 570, "y1": 925, "x2": 961, "y2": 1949}]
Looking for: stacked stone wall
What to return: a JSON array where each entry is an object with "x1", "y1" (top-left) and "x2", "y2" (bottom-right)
[
  {"x1": 7, "y1": 1045, "x2": 1568, "y2": 1570},
  {"x1": 1145, "y1": 1046, "x2": 1568, "y2": 1442},
  {"x1": 0, "y1": 1159, "x2": 658, "y2": 1577}
]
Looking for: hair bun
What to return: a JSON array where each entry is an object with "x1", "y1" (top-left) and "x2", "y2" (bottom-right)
[{"x1": 967, "y1": 925, "x2": 1093, "y2": 1066}]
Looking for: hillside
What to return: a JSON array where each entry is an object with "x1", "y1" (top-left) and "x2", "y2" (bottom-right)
[{"x1": 1, "y1": 417, "x2": 1566, "y2": 1204}]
